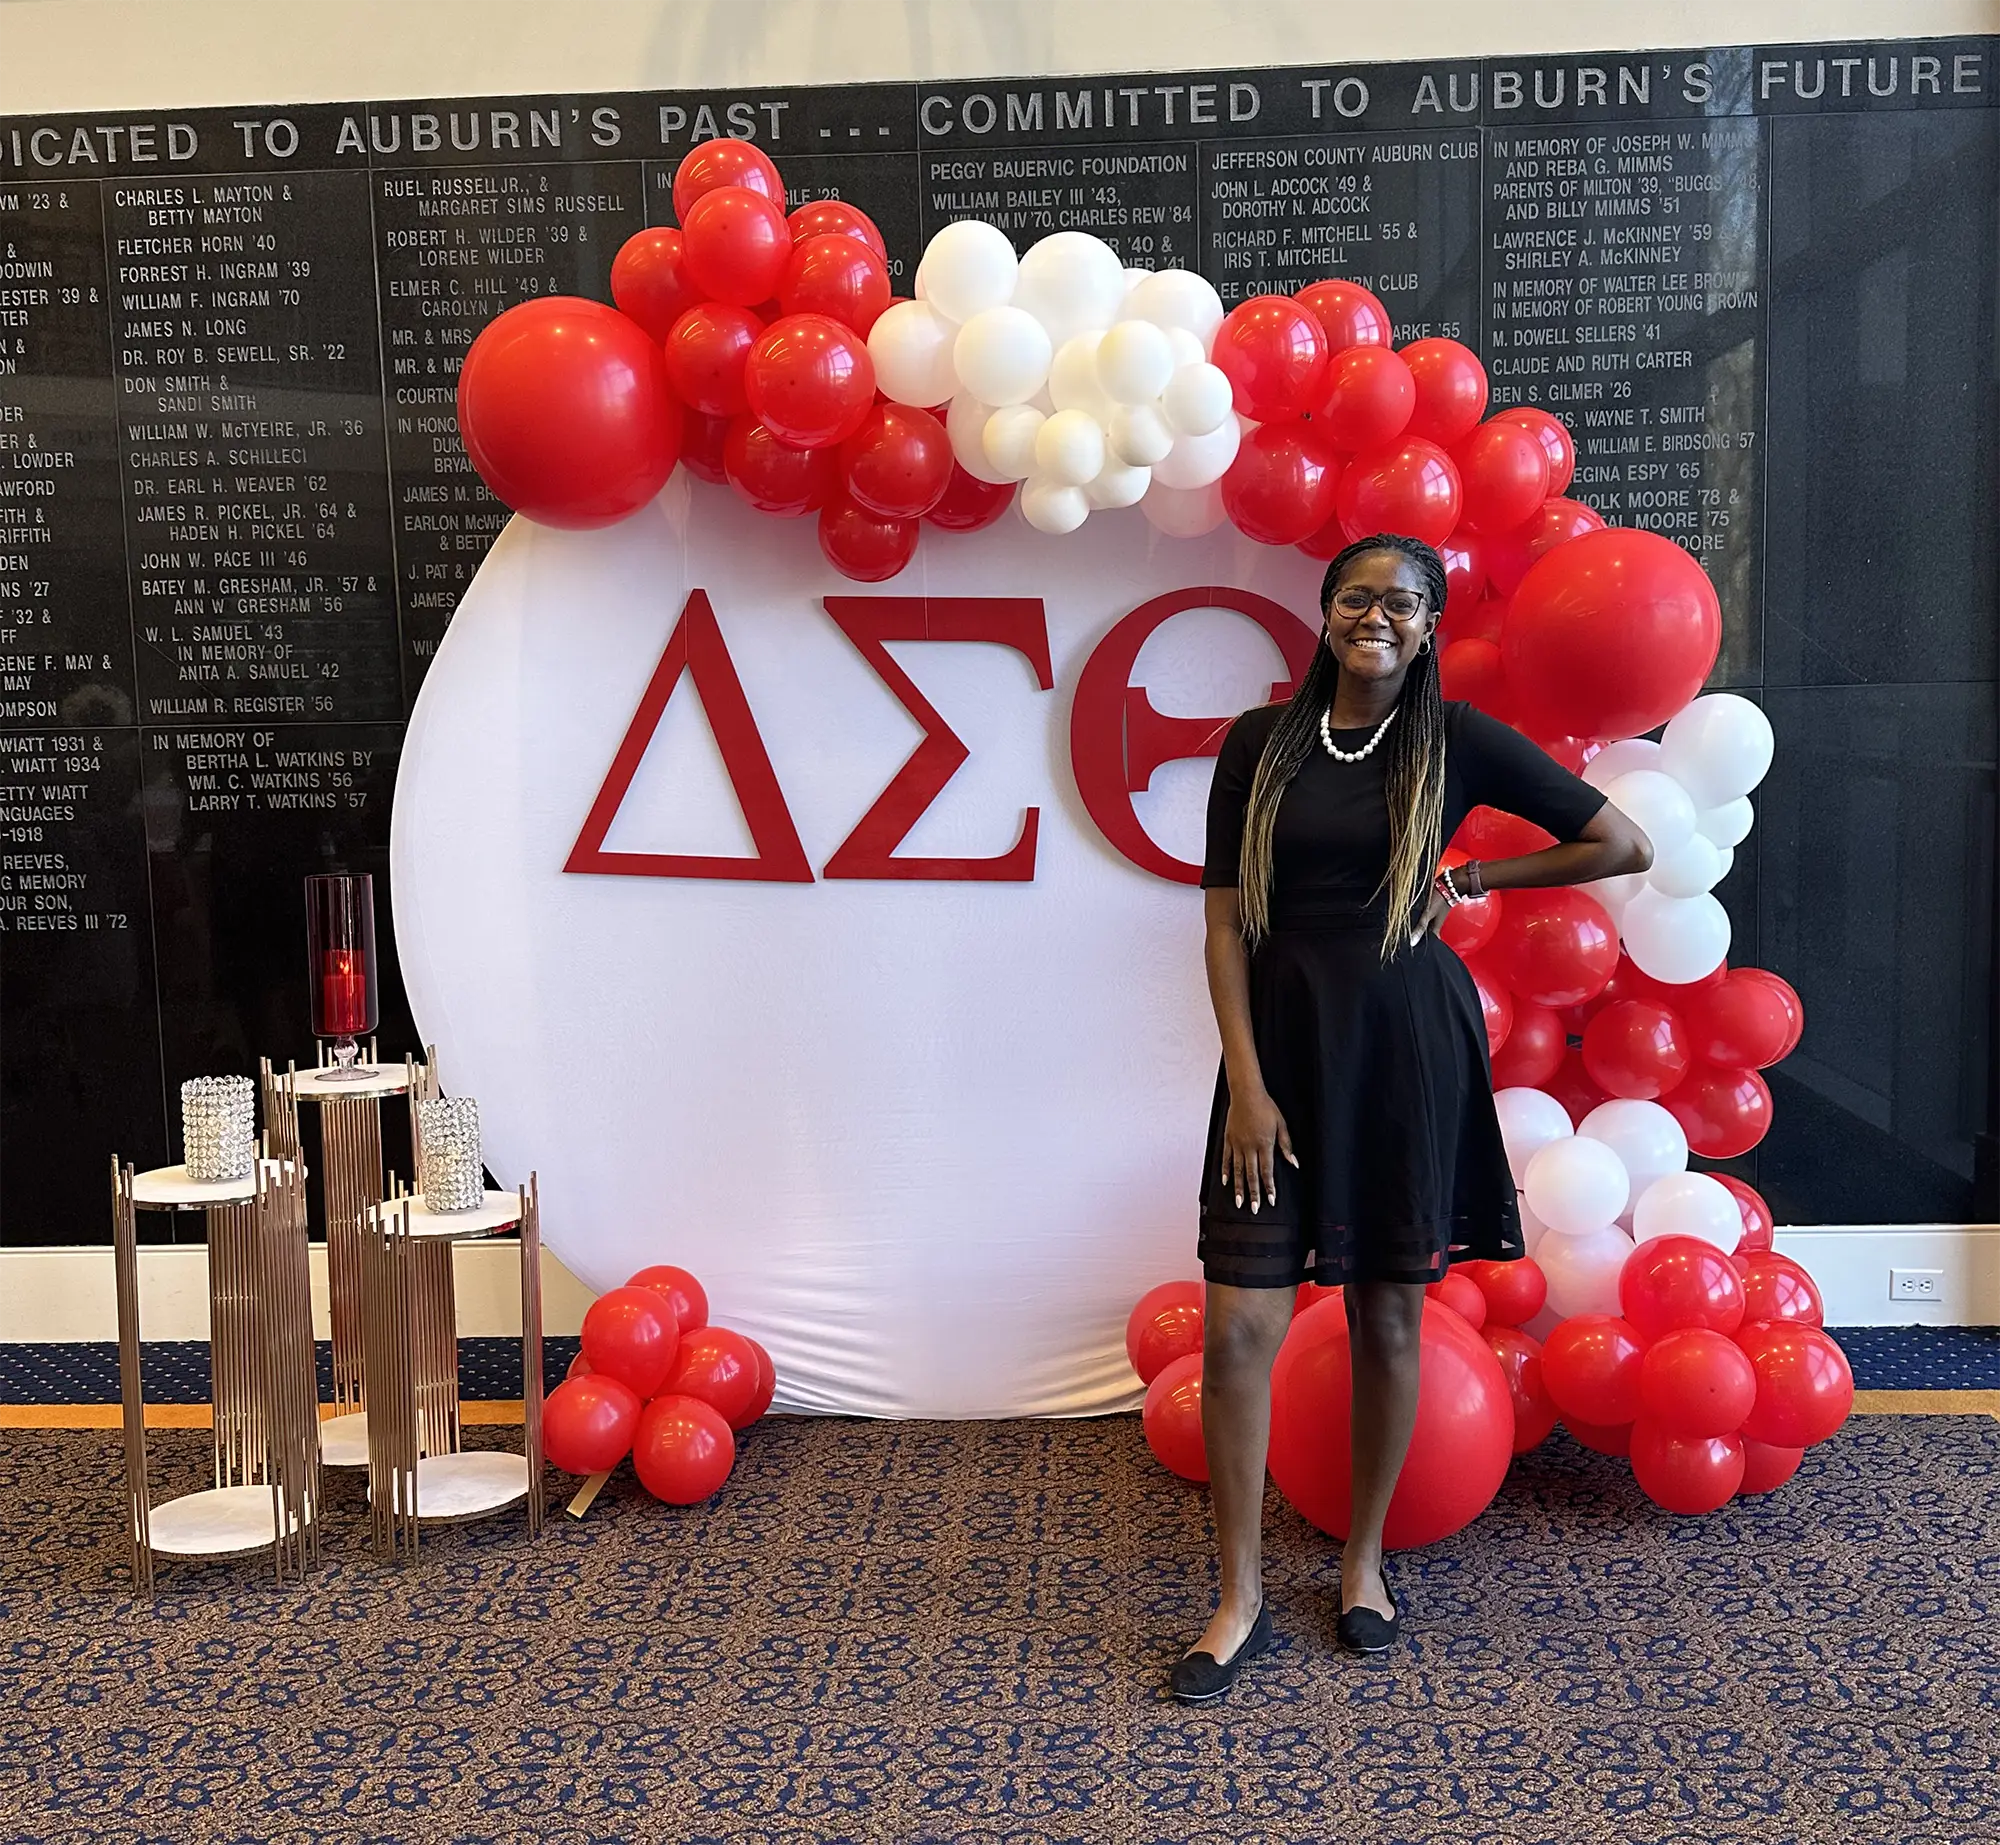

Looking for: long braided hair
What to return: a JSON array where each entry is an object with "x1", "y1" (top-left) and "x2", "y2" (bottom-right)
[{"x1": 1236, "y1": 534, "x2": 1451, "y2": 962}]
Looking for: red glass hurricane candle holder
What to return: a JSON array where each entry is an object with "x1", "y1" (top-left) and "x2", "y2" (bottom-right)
[{"x1": 305, "y1": 872, "x2": 379, "y2": 1079}]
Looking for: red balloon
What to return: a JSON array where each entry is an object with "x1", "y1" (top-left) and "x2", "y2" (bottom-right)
[
  {"x1": 1664, "y1": 1064, "x2": 1773, "y2": 1159},
  {"x1": 1485, "y1": 1325, "x2": 1560, "y2": 1452},
  {"x1": 724, "y1": 413, "x2": 839, "y2": 515},
  {"x1": 1314, "y1": 345, "x2": 1415, "y2": 450},
  {"x1": 779, "y1": 233, "x2": 892, "y2": 333},
  {"x1": 1736, "y1": 1322, "x2": 1853, "y2": 1446},
  {"x1": 1735, "y1": 968, "x2": 1804, "y2": 1057},
  {"x1": 743, "y1": 1339, "x2": 777, "y2": 1425},
  {"x1": 1125, "y1": 1280, "x2": 1206, "y2": 1386},
  {"x1": 818, "y1": 493, "x2": 918, "y2": 581},
  {"x1": 1639, "y1": 1327, "x2": 1758, "y2": 1437},
  {"x1": 664, "y1": 302, "x2": 764, "y2": 418},
  {"x1": 1453, "y1": 804, "x2": 1556, "y2": 860},
  {"x1": 1454, "y1": 419, "x2": 1552, "y2": 533},
  {"x1": 564, "y1": 1351, "x2": 594, "y2": 1382},
  {"x1": 661, "y1": 1324, "x2": 764, "y2": 1430},
  {"x1": 1505, "y1": 528, "x2": 1725, "y2": 743},
  {"x1": 1566, "y1": 1418, "x2": 1633, "y2": 1457},
  {"x1": 1740, "y1": 1253, "x2": 1824, "y2": 1327},
  {"x1": 1291, "y1": 1280, "x2": 1343, "y2": 1319},
  {"x1": 1490, "y1": 1000, "x2": 1566, "y2": 1090},
  {"x1": 681, "y1": 186, "x2": 792, "y2": 308},
  {"x1": 1541, "y1": 1313, "x2": 1648, "y2": 1423},
  {"x1": 1486, "y1": 887, "x2": 1618, "y2": 1009},
  {"x1": 1492, "y1": 406, "x2": 1577, "y2": 496},
  {"x1": 541, "y1": 1373, "x2": 641, "y2": 1475},
  {"x1": 1581, "y1": 999, "x2": 1691, "y2": 1101},
  {"x1": 580, "y1": 1285, "x2": 680, "y2": 1398},
  {"x1": 745, "y1": 313, "x2": 875, "y2": 448},
  {"x1": 672, "y1": 137, "x2": 786, "y2": 222},
  {"x1": 1535, "y1": 734, "x2": 1591, "y2": 774},
  {"x1": 1485, "y1": 496, "x2": 1606, "y2": 597},
  {"x1": 840, "y1": 403, "x2": 953, "y2": 519},
  {"x1": 1620, "y1": 1235, "x2": 1747, "y2": 1339},
  {"x1": 924, "y1": 464, "x2": 1015, "y2": 532},
  {"x1": 1269, "y1": 1300, "x2": 1513, "y2": 1548},
  {"x1": 632, "y1": 1393, "x2": 736, "y2": 1504},
  {"x1": 1440, "y1": 531, "x2": 1490, "y2": 606},
  {"x1": 627, "y1": 1264, "x2": 710, "y2": 1331},
  {"x1": 457, "y1": 298, "x2": 680, "y2": 529},
  {"x1": 1295, "y1": 278, "x2": 1393, "y2": 353},
  {"x1": 1682, "y1": 970, "x2": 1796, "y2": 1069},
  {"x1": 1464, "y1": 955, "x2": 1514, "y2": 1057},
  {"x1": 1739, "y1": 1438, "x2": 1804, "y2": 1494},
  {"x1": 1212, "y1": 295, "x2": 1328, "y2": 421},
  {"x1": 611, "y1": 227, "x2": 705, "y2": 343},
  {"x1": 786, "y1": 199, "x2": 887, "y2": 261},
  {"x1": 1601, "y1": 949, "x2": 1725, "y2": 1011},
  {"x1": 1460, "y1": 1256, "x2": 1548, "y2": 1328},
  {"x1": 1221, "y1": 422, "x2": 1343, "y2": 545},
  {"x1": 1714, "y1": 1175, "x2": 1776, "y2": 1256},
  {"x1": 1542, "y1": 1045, "x2": 1611, "y2": 1127},
  {"x1": 1630, "y1": 1421, "x2": 1744, "y2": 1513},
  {"x1": 1296, "y1": 509, "x2": 1353, "y2": 560},
  {"x1": 1143, "y1": 1353, "x2": 1208, "y2": 1480},
  {"x1": 1428, "y1": 1268, "x2": 1488, "y2": 1329},
  {"x1": 1400, "y1": 338, "x2": 1489, "y2": 445},
  {"x1": 680, "y1": 406, "x2": 732, "y2": 483},
  {"x1": 1437, "y1": 848, "x2": 1500, "y2": 956},
  {"x1": 1439, "y1": 637, "x2": 1512, "y2": 726},
  {"x1": 1335, "y1": 438, "x2": 1462, "y2": 548}
]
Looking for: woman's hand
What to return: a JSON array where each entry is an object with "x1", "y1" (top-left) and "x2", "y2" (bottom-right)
[
  {"x1": 1223, "y1": 1087, "x2": 1297, "y2": 1212},
  {"x1": 1417, "y1": 886, "x2": 1450, "y2": 941}
]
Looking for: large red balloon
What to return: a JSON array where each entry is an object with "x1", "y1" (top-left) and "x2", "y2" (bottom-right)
[
  {"x1": 457, "y1": 298, "x2": 680, "y2": 529},
  {"x1": 786, "y1": 199, "x2": 888, "y2": 260},
  {"x1": 1542, "y1": 1045, "x2": 1611, "y2": 1127},
  {"x1": 742, "y1": 1339, "x2": 777, "y2": 1425},
  {"x1": 1269, "y1": 1299, "x2": 1513, "y2": 1549},
  {"x1": 1665, "y1": 1064, "x2": 1773, "y2": 1159},
  {"x1": 1492, "y1": 406, "x2": 1577, "y2": 496},
  {"x1": 1485, "y1": 1325, "x2": 1560, "y2": 1452},
  {"x1": 818, "y1": 493, "x2": 918, "y2": 581},
  {"x1": 1440, "y1": 531, "x2": 1491, "y2": 607},
  {"x1": 1314, "y1": 345, "x2": 1414, "y2": 450},
  {"x1": 1428, "y1": 1269, "x2": 1488, "y2": 1329},
  {"x1": 1486, "y1": 887, "x2": 1618, "y2": 1009},
  {"x1": 611, "y1": 227, "x2": 705, "y2": 343},
  {"x1": 1221, "y1": 422, "x2": 1343, "y2": 545},
  {"x1": 1212, "y1": 295, "x2": 1328, "y2": 420},
  {"x1": 1739, "y1": 1438, "x2": 1804, "y2": 1494},
  {"x1": 1541, "y1": 1313, "x2": 1648, "y2": 1424},
  {"x1": 1453, "y1": 805, "x2": 1556, "y2": 859},
  {"x1": 661, "y1": 1324, "x2": 764, "y2": 1430},
  {"x1": 1437, "y1": 848, "x2": 1500, "y2": 956},
  {"x1": 1454, "y1": 419, "x2": 1551, "y2": 533},
  {"x1": 633, "y1": 1393, "x2": 736, "y2": 1504},
  {"x1": 779, "y1": 233, "x2": 892, "y2": 333},
  {"x1": 1125, "y1": 1280, "x2": 1205, "y2": 1386},
  {"x1": 1582, "y1": 999, "x2": 1691, "y2": 1100},
  {"x1": 1143, "y1": 1353, "x2": 1208, "y2": 1480},
  {"x1": 580, "y1": 1285, "x2": 680, "y2": 1398},
  {"x1": 680, "y1": 406, "x2": 731, "y2": 483},
  {"x1": 1736, "y1": 968, "x2": 1805, "y2": 1057},
  {"x1": 1630, "y1": 1422, "x2": 1744, "y2": 1514},
  {"x1": 672, "y1": 137, "x2": 786, "y2": 222},
  {"x1": 681, "y1": 186, "x2": 792, "y2": 307},
  {"x1": 627, "y1": 1264, "x2": 710, "y2": 1331},
  {"x1": 1459, "y1": 1256, "x2": 1548, "y2": 1328},
  {"x1": 1681, "y1": 971, "x2": 1796, "y2": 1069},
  {"x1": 1439, "y1": 637, "x2": 1513, "y2": 724},
  {"x1": 1638, "y1": 1328, "x2": 1758, "y2": 1437},
  {"x1": 840, "y1": 404, "x2": 953, "y2": 520},
  {"x1": 1401, "y1": 338, "x2": 1489, "y2": 445},
  {"x1": 724, "y1": 413, "x2": 840, "y2": 515},
  {"x1": 1485, "y1": 496, "x2": 1605, "y2": 596},
  {"x1": 1504, "y1": 528, "x2": 1724, "y2": 743},
  {"x1": 1620, "y1": 1235, "x2": 1746, "y2": 1340},
  {"x1": 1737, "y1": 1322, "x2": 1853, "y2": 1446},
  {"x1": 1465, "y1": 956, "x2": 1514, "y2": 1057},
  {"x1": 1296, "y1": 278, "x2": 1393, "y2": 353},
  {"x1": 1566, "y1": 1418, "x2": 1633, "y2": 1457},
  {"x1": 1715, "y1": 1174, "x2": 1776, "y2": 1256},
  {"x1": 1490, "y1": 1000, "x2": 1566, "y2": 1090},
  {"x1": 745, "y1": 313, "x2": 876, "y2": 449},
  {"x1": 664, "y1": 302, "x2": 764, "y2": 418},
  {"x1": 1739, "y1": 1253, "x2": 1824, "y2": 1327},
  {"x1": 542, "y1": 1374, "x2": 641, "y2": 1475},
  {"x1": 924, "y1": 464, "x2": 1015, "y2": 532},
  {"x1": 1335, "y1": 438, "x2": 1462, "y2": 547}
]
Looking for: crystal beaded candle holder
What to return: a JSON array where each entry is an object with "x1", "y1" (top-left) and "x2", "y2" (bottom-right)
[
  {"x1": 181, "y1": 1075, "x2": 256, "y2": 1183},
  {"x1": 418, "y1": 1097, "x2": 484, "y2": 1213}
]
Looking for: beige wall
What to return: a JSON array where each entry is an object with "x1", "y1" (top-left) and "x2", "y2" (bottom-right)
[{"x1": 1, "y1": 0, "x2": 1993, "y2": 113}]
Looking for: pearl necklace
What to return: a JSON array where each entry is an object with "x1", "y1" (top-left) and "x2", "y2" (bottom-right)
[{"x1": 1320, "y1": 704, "x2": 1397, "y2": 763}]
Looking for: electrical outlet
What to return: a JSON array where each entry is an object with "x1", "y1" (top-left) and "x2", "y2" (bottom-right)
[{"x1": 1889, "y1": 1268, "x2": 1943, "y2": 1302}]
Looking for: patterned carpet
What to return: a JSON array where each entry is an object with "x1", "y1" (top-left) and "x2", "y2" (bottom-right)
[{"x1": 2, "y1": 1415, "x2": 1998, "y2": 1845}]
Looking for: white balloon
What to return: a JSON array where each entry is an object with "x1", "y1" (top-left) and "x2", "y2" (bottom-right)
[
  {"x1": 1539, "y1": 1222, "x2": 1636, "y2": 1319},
  {"x1": 981, "y1": 404, "x2": 1046, "y2": 481},
  {"x1": 1647, "y1": 830, "x2": 1724, "y2": 898},
  {"x1": 1150, "y1": 414, "x2": 1240, "y2": 488},
  {"x1": 1034, "y1": 408, "x2": 1107, "y2": 487},
  {"x1": 1124, "y1": 267, "x2": 1226, "y2": 346},
  {"x1": 1161, "y1": 362, "x2": 1234, "y2": 438},
  {"x1": 1604, "y1": 768, "x2": 1697, "y2": 856},
  {"x1": 1632, "y1": 1171, "x2": 1742, "y2": 1251},
  {"x1": 1660, "y1": 693, "x2": 1775, "y2": 808},
  {"x1": 867, "y1": 299, "x2": 960, "y2": 408},
  {"x1": 1139, "y1": 479, "x2": 1225, "y2": 537},
  {"x1": 1620, "y1": 886, "x2": 1730, "y2": 986},
  {"x1": 1095, "y1": 319, "x2": 1177, "y2": 405},
  {"x1": 1714, "y1": 845, "x2": 1734, "y2": 880},
  {"x1": 1107, "y1": 402, "x2": 1176, "y2": 468},
  {"x1": 915, "y1": 219, "x2": 1018, "y2": 325},
  {"x1": 1019, "y1": 474, "x2": 1090, "y2": 535},
  {"x1": 1590, "y1": 870, "x2": 1649, "y2": 926},
  {"x1": 1048, "y1": 332, "x2": 1112, "y2": 414},
  {"x1": 1523, "y1": 1135, "x2": 1631, "y2": 1237},
  {"x1": 946, "y1": 392, "x2": 1010, "y2": 485},
  {"x1": 953, "y1": 307, "x2": 1053, "y2": 407},
  {"x1": 1084, "y1": 455, "x2": 1151, "y2": 509},
  {"x1": 1578, "y1": 1099, "x2": 1687, "y2": 1227},
  {"x1": 1495, "y1": 1087, "x2": 1573, "y2": 1189},
  {"x1": 1121, "y1": 266, "x2": 1153, "y2": 295},
  {"x1": 1011, "y1": 231, "x2": 1128, "y2": 346},
  {"x1": 1166, "y1": 326, "x2": 1209, "y2": 369},
  {"x1": 1583, "y1": 737, "x2": 1662, "y2": 793},
  {"x1": 1696, "y1": 797, "x2": 1755, "y2": 848}
]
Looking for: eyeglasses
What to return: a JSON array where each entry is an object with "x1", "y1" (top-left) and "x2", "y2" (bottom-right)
[{"x1": 1329, "y1": 587, "x2": 1430, "y2": 623}]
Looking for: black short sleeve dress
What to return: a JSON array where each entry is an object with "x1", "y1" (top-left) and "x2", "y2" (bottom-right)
[{"x1": 1196, "y1": 699, "x2": 1608, "y2": 1289}]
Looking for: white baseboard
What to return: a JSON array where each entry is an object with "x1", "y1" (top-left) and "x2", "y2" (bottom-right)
[{"x1": 1770, "y1": 1224, "x2": 2000, "y2": 1327}]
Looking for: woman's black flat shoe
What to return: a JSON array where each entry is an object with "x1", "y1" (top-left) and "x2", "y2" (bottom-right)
[
  {"x1": 1169, "y1": 1602, "x2": 1273, "y2": 1703},
  {"x1": 1336, "y1": 1571, "x2": 1402, "y2": 1654}
]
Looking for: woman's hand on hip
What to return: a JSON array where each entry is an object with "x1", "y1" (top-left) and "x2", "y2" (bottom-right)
[{"x1": 1223, "y1": 1088, "x2": 1297, "y2": 1212}]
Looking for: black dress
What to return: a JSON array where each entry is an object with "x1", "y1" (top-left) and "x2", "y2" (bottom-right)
[{"x1": 1197, "y1": 699, "x2": 1608, "y2": 1290}]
